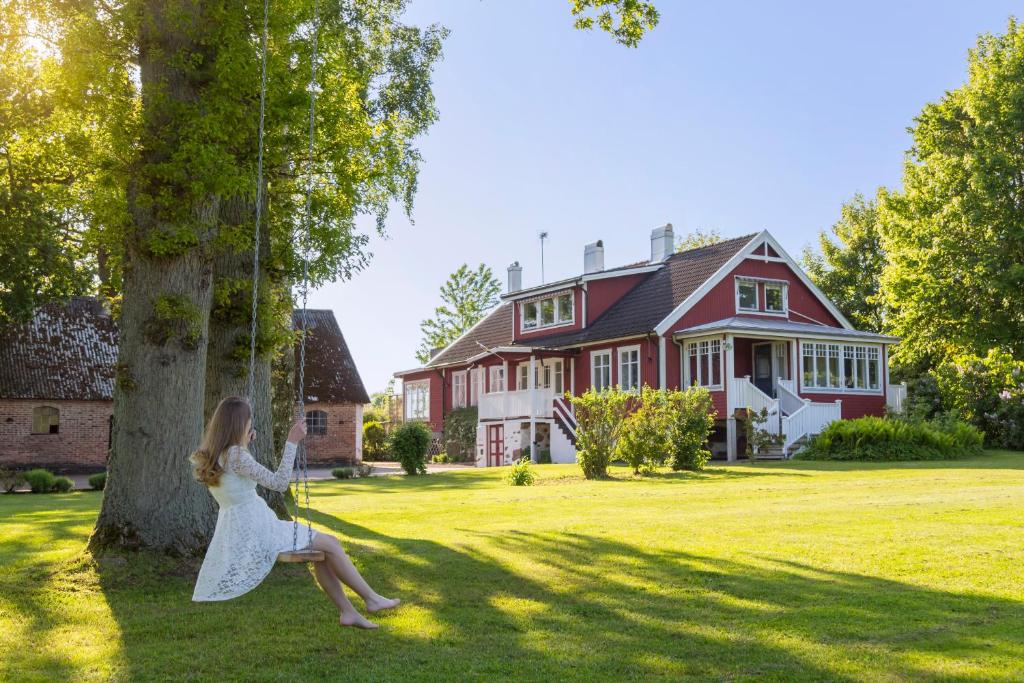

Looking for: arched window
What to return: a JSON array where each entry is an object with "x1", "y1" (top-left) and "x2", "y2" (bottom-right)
[
  {"x1": 306, "y1": 410, "x2": 328, "y2": 437},
  {"x1": 32, "y1": 406, "x2": 60, "y2": 435}
]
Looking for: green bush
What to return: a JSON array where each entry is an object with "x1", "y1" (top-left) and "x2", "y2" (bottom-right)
[
  {"x1": 617, "y1": 388, "x2": 674, "y2": 474},
  {"x1": 431, "y1": 453, "x2": 451, "y2": 464},
  {"x1": 536, "y1": 448, "x2": 552, "y2": 464},
  {"x1": 362, "y1": 421, "x2": 388, "y2": 461},
  {"x1": 23, "y1": 469, "x2": 57, "y2": 493},
  {"x1": 570, "y1": 388, "x2": 632, "y2": 479},
  {"x1": 332, "y1": 467, "x2": 355, "y2": 479},
  {"x1": 669, "y1": 387, "x2": 716, "y2": 471},
  {"x1": 798, "y1": 416, "x2": 983, "y2": 461},
  {"x1": 389, "y1": 421, "x2": 431, "y2": 475},
  {"x1": 505, "y1": 457, "x2": 535, "y2": 486},
  {"x1": 52, "y1": 476, "x2": 74, "y2": 493},
  {"x1": 933, "y1": 349, "x2": 1024, "y2": 450},
  {"x1": 0, "y1": 467, "x2": 25, "y2": 493},
  {"x1": 88, "y1": 472, "x2": 107, "y2": 491},
  {"x1": 443, "y1": 407, "x2": 478, "y2": 462}
]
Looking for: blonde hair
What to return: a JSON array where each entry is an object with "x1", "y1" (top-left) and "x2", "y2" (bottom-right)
[{"x1": 190, "y1": 396, "x2": 251, "y2": 486}]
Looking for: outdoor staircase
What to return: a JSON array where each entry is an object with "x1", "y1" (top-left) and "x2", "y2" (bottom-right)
[{"x1": 552, "y1": 397, "x2": 577, "y2": 447}]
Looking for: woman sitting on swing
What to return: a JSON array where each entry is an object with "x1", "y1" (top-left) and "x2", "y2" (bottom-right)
[{"x1": 190, "y1": 396, "x2": 399, "y2": 628}]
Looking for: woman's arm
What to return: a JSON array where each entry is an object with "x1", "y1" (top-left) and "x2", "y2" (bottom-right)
[{"x1": 225, "y1": 442, "x2": 298, "y2": 492}]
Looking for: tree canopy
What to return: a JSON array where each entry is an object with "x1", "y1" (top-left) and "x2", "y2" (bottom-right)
[
  {"x1": 674, "y1": 228, "x2": 722, "y2": 252},
  {"x1": 417, "y1": 263, "x2": 501, "y2": 363}
]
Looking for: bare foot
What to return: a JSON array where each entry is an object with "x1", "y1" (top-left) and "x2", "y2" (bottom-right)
[
  {"x1": 365, "y1": 596, "x2": 401, "y2": 614},
  {"x1": 340, "y1": 612, "x2": 378, "y2": 630}
]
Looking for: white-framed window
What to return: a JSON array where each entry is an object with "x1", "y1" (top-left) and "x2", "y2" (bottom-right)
[
  {"x1": 685, "y1": 339, "x2": 722, "y2": 388},
  {"x1": 520, "y1": 291, "x2": 574, "y2": 332},
  {"x1": 517, "y1": 363, "x2": 529, "y2": 391},
  {"x1": 452, "y1": 371, "x2": 467, "y2": 408},
  {"x1": 469, "y1": 369, "x2": 481, "y2": 406},
  {"x1": 306, "y1": 409, "x2": 328, "y2": 436},
  {"x1": 591, "y1": 349, "x2": 612, "y2": 392},
  {"x1": 531, "y1": 359, "x2": 564, "y2": 393},
  {"x1": 551, "y1": 359, "x2": 564, "y2": 394},
  {"x1": 404, "y1": 380, "x2": 430, "y2": 421},
  {"x1": 488, "y1": 365, "x2": 505, "y2": 393},
  {"x1": 764, "y1": 281, "x2": 788, "y2": 314},
  {"x1": 618, "y1": 346, "x2": 640, "y2": 391},
  {"x1": 736, "y1": 279, "x2": 758, "y2": 311},
  {"x1": 802, "y1": 342, "x2": 881, "y2": 392}
]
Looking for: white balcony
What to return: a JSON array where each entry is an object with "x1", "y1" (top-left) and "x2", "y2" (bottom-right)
[{"x1": 478, "y1": 388, "x2": 555, "y2": 421}]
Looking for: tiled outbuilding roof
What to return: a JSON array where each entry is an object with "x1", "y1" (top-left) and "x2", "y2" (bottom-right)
[
  {"x1": 0, "y1": 297, "x2": 117, "y2": 401},
  {"x1": 426, "y1": 303, "x2": 514, "y2": 367},
  {"x1": 293, "y1": 309, "x2": 370, "y2": 404},
  {"x1": 520, "y1": 234, "x2": 757, "y2": 348}
]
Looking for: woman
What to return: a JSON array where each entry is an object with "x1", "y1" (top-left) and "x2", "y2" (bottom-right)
[{"x1": 190, "y1": 396, "x2": 399, "y2": 628}]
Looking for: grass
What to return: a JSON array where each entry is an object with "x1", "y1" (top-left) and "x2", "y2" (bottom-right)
[{"x1": 2, "y1": 452, "x2": 1024, "y2": 682}]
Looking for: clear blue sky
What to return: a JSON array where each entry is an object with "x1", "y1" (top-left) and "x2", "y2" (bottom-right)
[{"x1": 308, "y1": 0, "x2": 1019, "y2": 394}]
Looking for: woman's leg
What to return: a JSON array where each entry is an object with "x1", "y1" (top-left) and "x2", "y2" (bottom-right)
[
  {"x1": 312, "y1": 533, "x2": 400, "y2": 613},
  {"x1": 312, "y1": 561, "x2": 378, "y2": 629}
]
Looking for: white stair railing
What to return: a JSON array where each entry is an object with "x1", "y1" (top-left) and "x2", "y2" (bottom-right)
[
  {"x1": 782, "y1": 399, "x2": 842, "y2": 452},
  {"x1": 729, "y1": 376, "x2": 780, "y2": 434},
  {"x1": 776, "y1": 379, "x2": 804, "y2": 416}
]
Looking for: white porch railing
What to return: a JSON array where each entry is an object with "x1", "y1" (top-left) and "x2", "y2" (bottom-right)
[
  {"x1": 478, "y1": 388, "x2": 555, "y2": 421},
  {"x1": 781, "y1": 399, "x2": 842, "y2": 452},
  {"x1": 777, "y1": 379, "x2": 804, "y2": 415},
  {"x1": 728, "y1": 376, "x2": 780, "y2": 435},
  {"x1": 886, "y1": 383, "x2": 907, "y2": 413}
]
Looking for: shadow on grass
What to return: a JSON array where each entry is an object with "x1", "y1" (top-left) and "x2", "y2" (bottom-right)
[{"x1": 770, "y1": 450, "x2": 1024, "y2": 472}]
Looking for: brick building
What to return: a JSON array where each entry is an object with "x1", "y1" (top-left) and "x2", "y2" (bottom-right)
[{"x1": 0, "y1": 299, "x2": 368, "y2": 471}]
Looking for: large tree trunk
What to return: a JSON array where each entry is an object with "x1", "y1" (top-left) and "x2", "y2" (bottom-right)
[
  {"x1": 89, "y1": 0, "x2": 220, "y2": 555},
  {"x1": 205, "y1": 196, "x2": 288, "y2": 518}
]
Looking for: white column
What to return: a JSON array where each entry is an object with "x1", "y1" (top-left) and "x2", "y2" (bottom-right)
[
  {"x1": 570, "y1": 356, "x2": 576, "y2": 397},
  {"x1": 791, "y1": 339, "x2": 799, "y2": 393},
  {"x1": 354, "y1": 404, "x2": 363, "y2": 462},
  {"x1": 726, "y1": 416, "x2": 737, "y2": 462},
  {"x1": 725, "y1": 334, "x2": 735, "y2": 414},
  {"x1": 658, "y1": 336, "x2": 667, "y2": 389},
  {"x1": 529, "y1": 354, "x2": 537, "y2": 464}
]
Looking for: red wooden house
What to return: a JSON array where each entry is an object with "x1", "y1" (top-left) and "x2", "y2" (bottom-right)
[{"x1": 395, "y1": 228, "x2": 905, "y2": 465}]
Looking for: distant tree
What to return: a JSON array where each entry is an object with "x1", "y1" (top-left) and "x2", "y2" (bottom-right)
[
  {"x1": 417, "y1": 264, "x2": 501, "y2": 364},
  {"x1": 675, "y1": 228, "x2": 723, "y2": 252},
  {"x1": 878, "y1": 19, "x2": 1024, "y2": 369},
  {"x1": 802, "y1": 193, "x2": 886, "y2": 332}
]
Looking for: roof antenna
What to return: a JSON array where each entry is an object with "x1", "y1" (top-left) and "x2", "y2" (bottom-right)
[{"x1": 539, "y1": 231, "x2": 549, "y2": 283}]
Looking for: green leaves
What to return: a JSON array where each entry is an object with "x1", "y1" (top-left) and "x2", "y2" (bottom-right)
[
  {"x1": 570, "y1": 0, "x2": 660, "y2": 48},
  {"x1": 416, "y1": 263, "x2": 501, "y2": 364}
]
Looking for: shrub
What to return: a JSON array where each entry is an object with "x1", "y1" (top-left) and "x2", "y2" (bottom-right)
[
  {"x1": 505, "y1": 457, "x2": 535, "y2": 486},
  {"x1": 362, "y1": 421, "x2": 388, "y2": 461},
  {"x1": 363, "y1": 406, "x2": 388, "y2": 424},
  {"x1": 389, "y1": 421, "x2": 431, "y2": 475},
  {"x1": 798, "y1": 415, "x2": 983, "y2": 461},
  {"x1": 902, "y1": 373, "x2": 944, "y2": 421},
  {"x1": 570, "y1": 388, "x2": 632, "y2": 479},
  {"x1": 332, "y1": 467, "x2": 354, "y2": 479},
  {"x1": 88, "y1": 472, "x2": 107, "y2": 491},
  {"x1": 0, "y1": 467, "x2": 25, "y2": 493},
  {"x1": 52, "y1": 476, "x2": 74, "y2": 493},
  {"x1": 617, "y1": 387, "x2": 675, "y2": 474},
  {"x1": 443, "y1": 407, "x2": 478, "y2": 462},
  {"x1": 431, "y1": 453, "x2": 450, "y2": 464},
  {"x1": 23, "y1": 468, "x2": 57, "y2": 493},
  {"x1": 536, "y1": 448, "x2": 552, "y2": 464},
  {"x1": 669, "y1": 387, "x2": 716, "y2": 471},
  {"x1": 357, "y1": 463, "x2": 373, "y2": 477},
  {"x1": 933, "y1": 350, "x2": 1024, "y2": 450},
  {"x1": 742, "y1": 407, "x2": 783, "y2": 460}
]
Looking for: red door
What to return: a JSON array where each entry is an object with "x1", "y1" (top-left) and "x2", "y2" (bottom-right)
[{"x1": 487, "y1": 425, "x2": 504, "y2": 467}]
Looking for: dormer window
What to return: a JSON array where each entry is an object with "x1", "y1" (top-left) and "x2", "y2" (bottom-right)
[
  {"x1": 521, "y1": 291, "x2": 574, "y2": 332},
  {"x1": 764, "y1": 281, "x2": 787, "y2": 313},
  {"x1": 736, "y1": 279, "x2": 758, "y2": 311}
]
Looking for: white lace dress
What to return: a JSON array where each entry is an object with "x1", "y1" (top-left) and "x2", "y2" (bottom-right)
[{"x1": 192, "y1": 443, "x2": 317, "y2": 602}]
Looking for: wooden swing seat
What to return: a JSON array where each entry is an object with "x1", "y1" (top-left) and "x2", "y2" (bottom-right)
[{"x1": 277, "y1": 549, "x2": 325, "y2": 563}]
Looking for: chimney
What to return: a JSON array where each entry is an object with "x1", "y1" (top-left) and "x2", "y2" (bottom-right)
[
  {"x1": 583, "y1": 240, "x2": 604, "y2": 274},
  {"x1": 507, "y1": 261, "x2": 522, "y2": 293},
  {"x1": 650, "y1": 223, "x2": 674, "y2": 263}
]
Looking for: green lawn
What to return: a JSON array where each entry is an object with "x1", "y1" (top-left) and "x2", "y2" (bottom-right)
[{"x1": 2, "y1": 453, "x2": 1024, "y2": 682}]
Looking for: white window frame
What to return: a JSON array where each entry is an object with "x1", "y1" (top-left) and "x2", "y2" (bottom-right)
[
  {"x1": 519, "y1": 290, "x2": 575, "y2": 333},
  {"x1": 488, "y1": 365, "x2": 505, "y2": 393},
  {"x1": 800, "y1": 342, "x2": 882, "y2": 394},
  {"x1": 452, "y1": 371, "x2": 467, "y2": 409},
  {"x1": 617, "y1": 345, "x2": 641, "y2": 391},
  {"x1": 683, "y1": 337, "x2": 723, "y2": 389},
  {"x1": 517, "y1": 363, "x2": 529, "y2": 391},
  {"x1": 735, "y1": 278, "x2": 759, "y2": 312},
  {"x1": 591, "y1": 349, "x2": 612, "y2": 392},
  {"x1": 404, "y1": 380, "x2": 430, "y2": 421},
  {"x1": 763, "y1": 281, "x2": 788, "y2": 315},
  {"x1": 469, "y1": 368, "x2": 481, "y2": 406}
]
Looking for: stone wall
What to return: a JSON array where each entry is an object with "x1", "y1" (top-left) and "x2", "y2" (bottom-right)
[
  {"x1": 0, "y1": 399, "x2": 112, "y2": 471},
  {"x1": 303, "y1": 402, "x2": 362, "y2": 465}
]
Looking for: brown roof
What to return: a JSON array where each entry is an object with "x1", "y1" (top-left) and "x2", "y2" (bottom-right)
[
  {"x1": 426, "y1": 303, "x2": 514, "y2": 367},
  {"x1": 513, "y1": 234, "x2": 757, "y2": 348},
  {"x1": 0, "y1": 297, "x2": 117, "y2": 401},
  {"x1": 293, "y1": 309, "x2": 369, "y2": 404}
]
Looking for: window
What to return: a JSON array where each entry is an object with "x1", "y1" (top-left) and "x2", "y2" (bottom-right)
[
  {"x1": 306, "y1": 410, "x2": 327, "y2": 436},
  {"x1": 551, "y1": 360, "x2": 564, "y2": 394},
  {"x1": 618, "y1": 346, "x2": 640, "y2": 391},
  {"x1": 405, "y1": 380, "x2": 430, "y2": 420},
  {"x1": 802, "y1": 342, "x2": 881, "y2": 392},
  {"x1": 518, "y1": 364, "x2": 529, "y2": 390},
  {"x1": 764, "y1": 282, "x2": 787, "y2": 313},
  {"x1": 531, "y1": 359, "x2": 563, "y2": 393},
  {"x1": 519, "y1": 291, "x2": 574, "y2": 332},
  {"x1": 31, "y1": 406, "x2": 59, "y2": 435},
  {"x1": 488, "y1": 365, "x2": 505, "y2": 393},
  {"x1": 452, "y1": 371, "x2": 467, "y2": 408},
  {"x1": 736, "y1": 279, "x2": 758, "y2": 311},
  {"x1": 591, "y1": 350, "x2": 612, "y2": 392},
  {"x1": 469, "y1": 369, "x2": 481, "y2": 406},
  {"x1": 686, "y1": 339, "x2": 722, "y2": 388}
]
